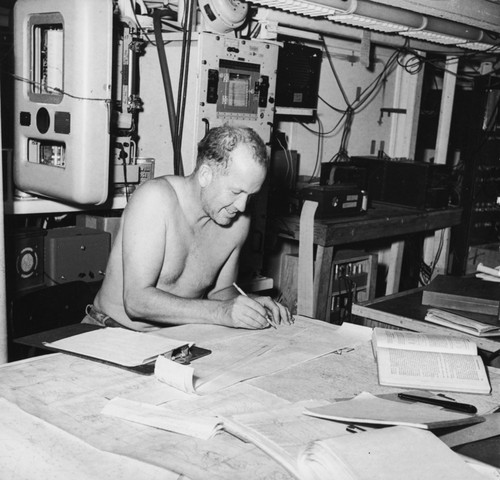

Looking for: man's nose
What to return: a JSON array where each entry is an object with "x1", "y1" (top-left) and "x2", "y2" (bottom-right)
[{"x1": 234, "y1": 194, "x2": 248, "y2": 212}]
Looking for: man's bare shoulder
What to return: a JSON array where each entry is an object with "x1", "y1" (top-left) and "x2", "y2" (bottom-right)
[{"x1": 127, "y1": 176, "x2": 181, "y2": 210}]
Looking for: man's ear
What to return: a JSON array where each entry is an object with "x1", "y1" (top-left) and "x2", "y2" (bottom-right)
[{"x1": 198, "y1": 164, "x2": 213, "y2": 188}]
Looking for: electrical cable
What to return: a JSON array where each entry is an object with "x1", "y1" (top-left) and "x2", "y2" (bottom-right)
[
  {"x1": 276, "y1": 136, "x2": 294, "y2": 186},
  {"x1": 174, "y1": 0, "x2": 197, "y2": 177},
  {"x1": 152, "y1": 8, "x2": 183, "y2": 175},
  {"x1": 320, "y1": 34, "x2": 350, "y2": 107},
  {"x1": 305, "y1": 114, "x2": 324, "y2": 181}
]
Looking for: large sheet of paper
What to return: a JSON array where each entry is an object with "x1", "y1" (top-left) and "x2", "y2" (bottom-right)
[
  {"x1": 155, "y1": 317, "x2": 373, "y2": 395},
  {"x1": 0, "y1": 398, "x2": 178, "y2": 480},
  {"x1": 2, "y1": 335, "x2": 500, "y2": 480}
]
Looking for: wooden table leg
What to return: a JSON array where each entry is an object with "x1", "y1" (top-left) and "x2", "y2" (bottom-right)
[
  {"x1": 314, "y1": 245, "x2": 335, "y2": 321},
  {"x1": 386, "y1": 240, "x2": 404, "y2": 295}
]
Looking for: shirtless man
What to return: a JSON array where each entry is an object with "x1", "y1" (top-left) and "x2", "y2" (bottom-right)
[{"x1": 84, "y1": 126, "x2": 291, "y2": 331}]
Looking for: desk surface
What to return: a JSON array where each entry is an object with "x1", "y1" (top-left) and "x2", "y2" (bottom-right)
[
  {"x1": 1, "y1": 319, "x2": 500, "y2": 480},
  {"x1": 277, "y1": 202, "x2": 462, "y2": 246},
  {"x1": 352, "y1": 288, "x2": 500, "y2": 354}
]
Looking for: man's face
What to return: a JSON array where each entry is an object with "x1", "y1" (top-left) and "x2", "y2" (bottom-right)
[{"x1": 202, "y1": 144, "x2": 267, "y2": 226}]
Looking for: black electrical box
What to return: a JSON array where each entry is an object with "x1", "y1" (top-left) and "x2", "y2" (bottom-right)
[
  {"x1": 275, "y1": 43, "x2": 322, "y2": 110},
  {"x1": 298, "y1": 185, "x2": 367, "y2": 218},
  {"x1": 320, "y1": 162, "x2": 367, "y2": 189},
  {"x1": 350, "y1": 156, "x2": 452, "y2": 210}
]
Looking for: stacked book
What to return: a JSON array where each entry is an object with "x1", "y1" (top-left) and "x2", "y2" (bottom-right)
[{"x1": 422, "y1": 274, "x2": 500, "y2": 338}]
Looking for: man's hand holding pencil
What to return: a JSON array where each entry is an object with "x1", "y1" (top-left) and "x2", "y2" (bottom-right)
[{"x1": 232, "y1": 282, "x2": 293, "y2": 329}]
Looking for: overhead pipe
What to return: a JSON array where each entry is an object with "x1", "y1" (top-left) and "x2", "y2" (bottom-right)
[{"x1": 250, "y1": 0, "x2": 496, "y2": 50}]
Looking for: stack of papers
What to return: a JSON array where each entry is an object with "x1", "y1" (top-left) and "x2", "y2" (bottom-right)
[{"x1": 476, "y1": 263, "x2": 500, "y2": 282}]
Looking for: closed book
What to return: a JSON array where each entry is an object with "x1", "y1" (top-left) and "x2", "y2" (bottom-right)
[
  {"x1": 303, "y1": 392, "x2": 483, "y2": 430},
  {"x1": 422, "y1": 275, "x2": 500, "y2": 318},
  {"x1": 425, "y1": 308, "x2": 500, "y2": 337}
]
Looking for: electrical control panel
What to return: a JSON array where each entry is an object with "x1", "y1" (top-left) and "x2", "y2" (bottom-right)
[
  {"x1": 13, "y1": 0, "x2": 114, "y2": 205},
  {"x1": 137, "y1": 31, "x2": 279, "y2": 175},
  {"x1": 198, "y1": 33, "x2": 276, "y2": 129}
]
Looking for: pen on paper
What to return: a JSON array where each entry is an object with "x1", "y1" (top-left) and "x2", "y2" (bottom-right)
[
  {"x1": 233, "y1": 282, "x2": 277, "y2": 329},
  {"x1": 397, "y1": 393, "x2": 477, "y2": 414},
  {"x1": 437, "y1": 393, "x2": 455, "y2": 401}
]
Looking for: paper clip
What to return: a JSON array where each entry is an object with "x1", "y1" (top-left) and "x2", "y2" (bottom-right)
[
  {"x1": 346, "y1": 424, "x2": 366, "y2": 433},
  {"x1": 170, "y1": 345, "x2": 191, "y2": 364},
  {"x1": 333, "y1": 347, "x2": 354, "y2": 355}
]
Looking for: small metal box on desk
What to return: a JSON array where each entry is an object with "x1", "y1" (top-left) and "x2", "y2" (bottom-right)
[{"x1": 44, "y1": 226, "x2": 110, "y2": 286}]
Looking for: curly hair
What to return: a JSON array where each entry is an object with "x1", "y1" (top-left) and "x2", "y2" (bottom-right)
[{"x1": 194, "y1": 125, "x2": 268, "y2": 174}]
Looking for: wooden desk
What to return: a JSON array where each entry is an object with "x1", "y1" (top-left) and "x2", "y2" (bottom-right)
[
  {"x1": 2, "y1": 319, "x2": 499, "y2": 479},
  {"x1": 277, "y1": 202, "x2": 463, "y2": 321},
  {"x1": 352, "y1": 288, "x2": 500, "y2": 355}
]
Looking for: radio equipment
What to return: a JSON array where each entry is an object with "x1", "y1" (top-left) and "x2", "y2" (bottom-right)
[
  {"x1": 350, "y1": 156, "x2": 453, "y2": 210},
  {"x1": 298, "y1": 185, "x2": 367, "y2": 218}
]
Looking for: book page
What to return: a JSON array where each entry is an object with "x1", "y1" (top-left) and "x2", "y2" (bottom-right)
[
  {"x1": 376, "y1": 347, "x2": 491, "y2": 394},
  {"x1": 44, "y1": 328, "x2": 190, "y2": 367},
  {"x1": 372, "y1": 327, "x2": 477, "y2": 357}
]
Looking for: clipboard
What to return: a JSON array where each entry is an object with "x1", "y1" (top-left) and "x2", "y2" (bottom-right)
[{"x1": 15, "y1": 324, "x2": 211, "y2": 375}]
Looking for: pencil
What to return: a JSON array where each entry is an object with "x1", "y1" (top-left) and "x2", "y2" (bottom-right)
[{"x1": 233, "y1": 282, "x2": 277, "y2": 329}]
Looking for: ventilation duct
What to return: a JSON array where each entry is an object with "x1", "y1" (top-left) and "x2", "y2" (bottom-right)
[
  {"x1": 244, "y1": 0, "x2": 357, "y2": 18},
  {"x1": 246, "y1": 0, "x2": 500, "y2": 51}
]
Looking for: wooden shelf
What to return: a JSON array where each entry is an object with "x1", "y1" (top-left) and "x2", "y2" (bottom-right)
[{"x1": 4, "y1": 195, "x2": 128, "y2": 215}]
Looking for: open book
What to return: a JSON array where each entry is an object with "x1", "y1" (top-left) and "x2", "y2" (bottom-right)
[
  {"x1": 425, "y1": 308, "x2": 500, "y2": 337},
  {"x1": 372, "y1": 328, "x2": 491, "y2": 394},
  {"x1": 297, "y1": 426, "x2": 489, "y2": 480}
]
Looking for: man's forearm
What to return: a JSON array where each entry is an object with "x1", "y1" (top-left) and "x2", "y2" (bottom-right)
[
  {"x1": 124, "y1": 287, "x2": 224, "y2": 326},
  {"x1": 207, "y1": 284, "x2": 239, "y2": 301}
]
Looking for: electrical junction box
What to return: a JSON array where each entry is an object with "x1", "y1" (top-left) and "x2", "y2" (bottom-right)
[
  {"x1": 298, "y1": 185, "x2": 367, "y2": 218},
  {"x1": 13, "y1": 0, "x2": 114, "y2": 205},
  {"x1": 44, "y1": 227, "x2": 110, "y2": 286},
  {"x1": 275, "y1": 42, "x2": 322, "y2": 115}
]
